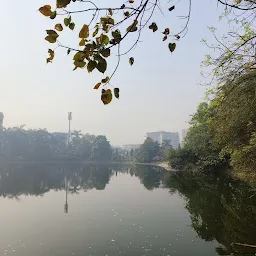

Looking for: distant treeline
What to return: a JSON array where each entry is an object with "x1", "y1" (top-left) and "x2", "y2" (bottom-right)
[{"x1": 0, "y1": 128, "x2": 112, "y2": 162}]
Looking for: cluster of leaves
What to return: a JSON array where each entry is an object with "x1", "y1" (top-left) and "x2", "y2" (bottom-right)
[
  {"x1": 169, "y1": 71, "x2": 256, "y2": 173},
  {"x1": 39, "y1": 0, "x2": 186, "y2": 104},
  {"x1": 201, "y1": 0, "x2": 256, "y2": 83}
]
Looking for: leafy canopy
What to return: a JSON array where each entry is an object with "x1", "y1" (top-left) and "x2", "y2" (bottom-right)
[
  {"x1": 39, "y1": 0, "x2": 187, "y2": 104},
  {"x1": 40, "y1": 0, "x2": 256, "y2": 104}
]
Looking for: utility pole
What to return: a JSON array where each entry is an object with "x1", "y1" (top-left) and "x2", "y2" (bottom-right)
[
  {"x1": 67, "y1": 112, "x2": 72, "y2": 146},
  {"x1": 64, "y1": 175, "x2": 68, "y2": 213}
]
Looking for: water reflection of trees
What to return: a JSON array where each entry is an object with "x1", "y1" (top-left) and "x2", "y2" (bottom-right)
[
  {"x1": 1, "y1": 164, "x2": 255, "y2": 255},
  {"x1": 0, "y1": 164, "x2": 169, "y2": 199},
  {"x1": 132, "y1": 165, "x2": 168, "y2": 190},
  {"x1": 166, "y1": 171, "x2": 256, "y2": 256},
  {"x1": 0, "y1": 164, "x2": 113, "y2": 198}
]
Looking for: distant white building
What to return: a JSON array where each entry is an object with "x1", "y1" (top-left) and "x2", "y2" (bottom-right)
[
  {"x1": 146, "y1": 131, "x2": 180, "y2": 149},
  {"x1": 122, "y1": 144, "x2": 141, "y2": 151},
  {"x1": 0, "y1": 112, "x2": 4, "y2": 129}
]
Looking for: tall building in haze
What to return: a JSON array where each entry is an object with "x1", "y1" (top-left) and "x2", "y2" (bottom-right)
[
  {"x1": 146, "y1": 131, "x2": 180, "y2": 149},
  {"x1": 0, "y1": 112, "x2": 4, "y2": 129}
]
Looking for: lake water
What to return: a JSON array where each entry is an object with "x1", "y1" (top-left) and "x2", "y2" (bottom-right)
[{"x1": 0, "y1": 164, "x2": 255, "y2": 256}]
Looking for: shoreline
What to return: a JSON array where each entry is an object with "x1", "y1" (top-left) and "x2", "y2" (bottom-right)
[{"x1": 0, "y1": 160, "x2": 174, "y2": 171}]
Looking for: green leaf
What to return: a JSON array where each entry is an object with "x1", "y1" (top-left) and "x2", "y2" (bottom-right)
[
  {"x1": 149, "y1": 22, "x2": 158, "y2": 32},
  {"x1": 129, "y1": 57, "x2": 134, "y2": 66},
  {"x1": 114, "y1": 88, "x2": 119, "y2": 99},
  {"x1": 57, "y1": 0, "x2": 71, "y2": 8},
  {"x1": 87, "y1": 60, "x2": 97, "y2": 72},
  {"x1": 96, "y1": 58, "x2": 107, "y2": 73},
  {"x1": 73, "y1": 52, "x2": 86, "y2": 61},
  {"x1": 39, "y1": 5, "x2": 53, "y2": 16},
  {"x1": 73, "y1": 60, "x2": 86, "y2": 70},
  {"x1": 168, "y1": 43, "x2": 176, "y2": 52},
  {"x1": 101, "y1": 34, "x2": 109, "y2": 45},
  {"x1": 46, "y1": 49, "x2": 55, "y2": 63},
  {"x1": 94, "y1": 82, "x2": 101, "y2": 89},
  {"x1": 234, "y1": 0, "x2": 242, "y2": 3},
  {"x1": 79, "y1": 24, "x2": 89, "y2": 38},
  {"x1": 64, "y1": 16, "x2": 71, "y2": 26},
  {"x1": 101, "y1": 89, "x2": 112, "y2": 105},
  {"x1": 127, "y1": 20, "x2": 138, "y2": 32},
  {"x1": 112, "y1": 29, "x2": 121, "y2": 40},
  {"x1": 101, "y1": 48, "x2": 111, "y2": 58},
  {"x1": 55, "y1": 23, "x2": 63, "y2": 31},
  {"x1": 69, "y1": 22, "x2": 75, "y2": 30}
]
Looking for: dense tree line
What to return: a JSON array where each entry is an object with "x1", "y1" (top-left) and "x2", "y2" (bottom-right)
[
  {"x1": 0, "y1": 127, "x2": 112, "y2": 162},
  {"x1": 169, "y1": 71, "x2": 256, "y2": 174},
  {"x1": 134, "y1": 138, "x2": 172, "y2": 163}
]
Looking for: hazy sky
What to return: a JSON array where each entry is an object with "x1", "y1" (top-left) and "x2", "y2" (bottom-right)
[{"x1": 1, "y1": 0, "x2": 226, "y2": 145}]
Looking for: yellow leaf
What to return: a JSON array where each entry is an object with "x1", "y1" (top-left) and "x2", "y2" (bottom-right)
[
  {"x1": 79, "y1": 24, "x2": 89, "y2": 38},
  {"x1": 45, "y1": 35, "x2": 58, "y2": 43},
  {"x1": 79, "y1": 39, "x2": 85, "y2": 46},
  {"x1": 101, "y1": 89, "x2": 112, "y2": 105},
  {"x1": 127, "y1": 20, "x2": 138, "y2": 32},
  {"x1": 46, "y1": 49, "x2": 55, "y2": 63},
  {"x1": 94, "y1": 82, "x2": 101, "y2": 89},
  {"x1": 39, "y1": 5, "x2": 53, "y2": 16},
  {"x1": 55, "y1": 23, "x2": 63, "y2": 31},
  {"x1": 45, "y1": 30, "x2": 59, "y2": 43}
]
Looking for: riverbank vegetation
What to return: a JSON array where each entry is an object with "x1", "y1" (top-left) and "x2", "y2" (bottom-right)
[{"x1": 169, "y1": 71, "x2": 256, "y2": 175}]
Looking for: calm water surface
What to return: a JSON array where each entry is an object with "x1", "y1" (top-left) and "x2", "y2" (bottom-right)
[{"x1": 0, "y1": 164, "x2": 255, "y2": 256}]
